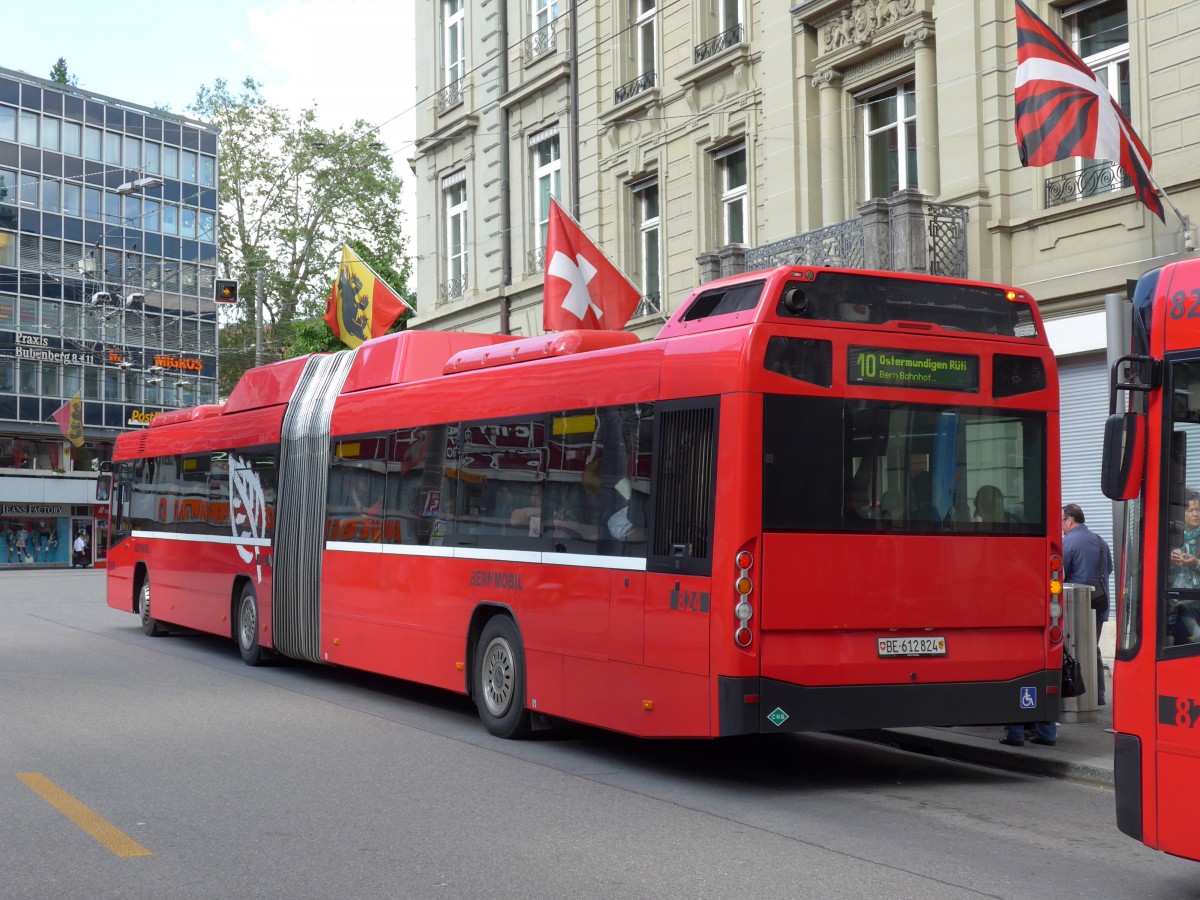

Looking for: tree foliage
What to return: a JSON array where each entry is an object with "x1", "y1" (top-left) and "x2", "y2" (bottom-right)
[
  {"x1": 188, "y1": 78, "x2": 411, "y2": 393},
  {"x1": 49, "y1": 58, "x2": 78, "y2": 86}
]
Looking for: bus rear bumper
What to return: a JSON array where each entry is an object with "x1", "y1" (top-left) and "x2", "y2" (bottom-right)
[{"x1": 718, "y1": 672, "x2": 1061, "y2": 735}]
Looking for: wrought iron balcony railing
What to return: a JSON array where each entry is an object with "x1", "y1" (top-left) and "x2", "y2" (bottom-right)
[
  {"x1": 437, "y1": 79, "x2": 465, "y2": 114},
  {"x1": 633, "y1": 292, "x2": 662, "y2": 319},
  {"x1": 438, "y1": 276, "x2": 466, "y2": 305},
  {"x1": 615, "y1": 71, "x2": 656, "y2": 105},
  {"x1": 694, "y1": 23, "x2": 744, "y2": 64},
  {"x1": 1044, "y1": 162, "x2": 1130, "y2": 209},
  {"x1": 524, "y1": 21, "x2": 557, "y2": 63},
  {"x1": 526, "y1": 245, "x2": 547, "y2": 274}
]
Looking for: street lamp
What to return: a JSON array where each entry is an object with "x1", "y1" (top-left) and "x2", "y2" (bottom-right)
[{"x1": 116, "y1": 176, "x2": 164, "y2": 195}]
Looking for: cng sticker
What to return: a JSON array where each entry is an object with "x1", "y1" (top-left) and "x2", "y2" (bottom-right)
[{"x1": 767, "y1": 707, "x2": 790, "y2": 727}]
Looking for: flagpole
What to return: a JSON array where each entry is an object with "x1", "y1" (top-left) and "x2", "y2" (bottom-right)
[
  {"x1": 1143, "y1": 172, "x2": 1195, "y2": 253},
  {"x1": 342, "y1": 243, "x2": 415, "y2": 312}
]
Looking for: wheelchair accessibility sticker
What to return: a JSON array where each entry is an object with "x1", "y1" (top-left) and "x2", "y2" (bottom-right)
[{"x1": 1019, "y1": 687, "x2": 1037, "y2": 709}]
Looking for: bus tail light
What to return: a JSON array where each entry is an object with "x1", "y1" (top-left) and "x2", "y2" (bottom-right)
[
  {"x1": 1048, "y1": 554, "x2": 1064, "y2": 643},
  {"x1": 734, "y1": 550, "x2": 754, "y2": 647}
]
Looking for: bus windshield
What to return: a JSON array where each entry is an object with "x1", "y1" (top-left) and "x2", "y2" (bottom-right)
[{"x1": 763, "y1": 395, "x2": 1046, "y2": 535}]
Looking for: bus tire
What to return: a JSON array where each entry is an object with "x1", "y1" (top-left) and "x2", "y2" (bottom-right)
[
  {"x1": 474, "y1": 616, "x2": 532, "y2": 739},
  {"x1": 139, "y1": 577, "x2": 167, "y2": 637},
  {"x1": 236, "y1": 582, "x2": 264, "y2": 667}
]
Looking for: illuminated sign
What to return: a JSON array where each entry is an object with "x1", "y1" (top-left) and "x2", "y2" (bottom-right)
[
  {"x1": 128, "y1": 409, "x2": 164, "y2": 427},
  {"x1": 154, "y1": 354, "x2": 204, "y2": 372},
  {"x1": 848, "y1": 346, "x2": 979, "y2": 392}
]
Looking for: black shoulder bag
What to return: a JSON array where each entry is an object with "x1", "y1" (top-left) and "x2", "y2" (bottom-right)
[{"x1": 1061, "y1": 649, "x2": 1086, "y2": 698}]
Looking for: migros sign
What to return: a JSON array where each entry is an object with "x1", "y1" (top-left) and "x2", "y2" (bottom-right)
[{"x1": 154, "y1": 354, "x2": 204, "y2": 372}]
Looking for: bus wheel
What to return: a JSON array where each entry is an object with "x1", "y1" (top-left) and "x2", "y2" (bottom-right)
[
  {"x1": 138, "y1": 578, "x2": 166, "y2": 637},
  {"x1": 236, "y1": 583, "x2": 263, "y2": 667},
  {"x1": 474, "y1": 616, "x2": 532, "y2": 739}
]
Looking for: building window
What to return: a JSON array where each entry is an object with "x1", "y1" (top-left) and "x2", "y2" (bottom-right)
[
  {"x1": 444, "y1": 173, "x2": 468, "y2": 300},
  {"x1": 714, "y1": 144, "x2": 747, "y2": 246},
  {"x1": 19, "y1": 111, "x2": 38, "y2": 146},
  {"x1": 445, "y1": 0, "x2": 466, "y2": 87},
  {"x1": 862, "y1": 78, "x2": 917, "y2": 200},
  {"x1": 533, "y1": 0, "x2": 558, "y2": 30},
  {"x1": 617, "y1": 0, "x2": 657, "y2": 102},
  {"x1": 633, "y1": 179, "x2": 661, "y2": 315},
  {"x1": 531, "y1": 129, "x2": 561, "y2": 252}
]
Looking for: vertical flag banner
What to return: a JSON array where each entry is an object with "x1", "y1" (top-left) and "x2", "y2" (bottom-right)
[
  {"x1": 1014, "y1": 0, "x2": 1164, "y2": 221},
  {"x1": 52, "y1": 392, "x2": 84, "y2": 448},
  {"x1": 543, "y1": 199, "x2": 642, "y2": 333},
  {"x1": 323, "y1": 245, "x2": 412, "y2": 350}
]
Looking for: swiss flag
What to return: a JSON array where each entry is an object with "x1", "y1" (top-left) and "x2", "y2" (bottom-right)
[{"x1": 543, "y1": 199, "x2": 641, "y2": 332}]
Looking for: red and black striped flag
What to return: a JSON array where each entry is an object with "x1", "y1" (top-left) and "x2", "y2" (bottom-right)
[{"x1": 1014, "y1": 0, "x2": 1163, "y2": 221}]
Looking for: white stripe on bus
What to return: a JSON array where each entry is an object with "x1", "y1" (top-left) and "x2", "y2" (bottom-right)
[{"x1": 131, "y1": 531, "x2": 647, "y2": 571}]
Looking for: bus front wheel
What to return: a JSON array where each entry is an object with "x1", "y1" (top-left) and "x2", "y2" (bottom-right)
[
  {"x1": 138, "y1": 577, "x2": 166, "y2": 637},
  {"x1": 474, "y1": 616, "x2": 532, "y2": 739},
  {"x1": 236, "y1": 583, "x2": 264, "y2": 667}
]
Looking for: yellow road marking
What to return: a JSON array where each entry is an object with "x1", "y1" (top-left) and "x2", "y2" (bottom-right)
[{"x1": 16, "y1": 773, "x2": 152, "y2": 858}]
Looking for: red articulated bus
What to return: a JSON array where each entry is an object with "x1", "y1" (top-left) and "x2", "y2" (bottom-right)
[
  {"x1": 1103, "y1": 256, "x2": 1200, "y2": 861},
  {"x1": 106, "y1": 266, "x2": 1063, "y2": 739}
]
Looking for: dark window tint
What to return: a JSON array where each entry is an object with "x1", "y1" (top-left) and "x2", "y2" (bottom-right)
[
  {"x1": 774, "y1": 272, "x2": 1040, "y2": 338},
  {"x1": 764, "y1": 336, "x2": 833, "y2": 387},
  {"x1": 680, "y1": 281, "x2": 763, "y2": 321},
  {"x1": 650, "y1": 401, "x2": 717, "y2": 573},
  {"x1": 763, "y1": 394, "x2": 1046, "y2": 535}
]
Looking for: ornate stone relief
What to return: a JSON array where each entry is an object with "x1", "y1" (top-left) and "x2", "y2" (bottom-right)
[{"x1": 823, "y1": 0, "x2": 917, "y2": 52}]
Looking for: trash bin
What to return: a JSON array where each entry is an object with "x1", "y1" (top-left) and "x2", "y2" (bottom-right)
[{"x1": 1062, "y1": 582, "x2": 1098, "y2": 724}]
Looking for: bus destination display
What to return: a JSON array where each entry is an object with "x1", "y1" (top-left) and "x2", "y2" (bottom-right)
[{"x1": 848, "y1": 346, "x2": 979, "y2": 392}]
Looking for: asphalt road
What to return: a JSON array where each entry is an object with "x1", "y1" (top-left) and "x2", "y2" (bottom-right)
[{"x1": 2, "y1": 569, "x2": 1196, "y2": 899}]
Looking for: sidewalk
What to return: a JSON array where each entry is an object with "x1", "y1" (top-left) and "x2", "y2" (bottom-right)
[{"x1": 857, "y1": 632, "x2": 1118, "y2": 785}]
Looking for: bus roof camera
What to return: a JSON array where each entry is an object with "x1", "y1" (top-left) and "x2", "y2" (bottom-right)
[{"x1": 780, "y1": 286, "x2": 810, "y2": 317}]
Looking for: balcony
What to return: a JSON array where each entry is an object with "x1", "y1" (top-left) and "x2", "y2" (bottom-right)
[
  {"x1": 526, "y1": 245, "x2": 547, "y2": 274},
  {"x1": 743, "y1": 192, "x2": 969, "y2": 279},
  {"x1": 438, "y1": 277, "x2": 466, "y2": 305},
  {"x1": 633, "y1": 292, "x2": 662, "y2": 319},
  {"x1": 615, "y1": 71, "x2": 656, "y2": 105},
  {"x1": 1045, "y1": 161, "x2": 1130, "y2": 210},
  {"x1": 694, "y1": 23, "x2": 744, "y2": 64},
  {"x1": 437, "y1": 79, "x2": 466, "y2": 115},
  {"x1": 524, "y1": 21, "x2": 558, "y2": 64}
]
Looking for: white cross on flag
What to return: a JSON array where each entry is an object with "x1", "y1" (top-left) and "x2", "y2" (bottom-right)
[{"x1": 543, "y1": 198, "x2": 641, "y2": 332}]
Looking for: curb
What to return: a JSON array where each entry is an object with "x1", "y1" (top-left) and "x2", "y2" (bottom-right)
[{"x1": 843, "y1": 728, "x2": 1115, "y2": 786}]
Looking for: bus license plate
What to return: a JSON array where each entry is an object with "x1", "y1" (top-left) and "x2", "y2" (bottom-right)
[{"x1": 878, "y1": 636, "x2": 947, "y2": 657}]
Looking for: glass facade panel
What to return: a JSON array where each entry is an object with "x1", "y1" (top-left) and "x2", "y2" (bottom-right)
[
  {"x1": 62, "y1": 121, "x2": 81, "y2": 156},
  {"x1": 84, "y1": 126, "x2": 102, "y2": 161},
  {"x1": 163, "y1": 146, "x2": 178, "y2": 179},
  {"x1": 19, "y1": 111, "x2": 38, "y2": 146},
  {"x1": 41, "y1": 117, "x2": 60, "y2": 152},
  {"x1": 144, "y1": 142, "x2": 160, "y2": 175},
  {"x1": 62, "y1": 183, "x2": 81, "y2": 217},
  {"x1": 104, "y1": 131, "x2": 120, "y2": 164},
  {"x1": 0, "y1": 106, "x2": 14, "y2": 141},
  {"x1": 199, "y1": 156, "x2": 215, "y2": 186},
  {"x1": 42, "y1": 179, "x2": 59, "y2": 213},
  {"x1": 181, "y1": 150, "x2": 197, "y2": 183},
  {"x1": 124, "y1": 136, "x2": 141, "y2": 168}
]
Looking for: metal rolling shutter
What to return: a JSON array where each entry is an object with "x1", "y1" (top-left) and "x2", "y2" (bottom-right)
[{"x1": 1059, "y1": 352, "x2": 1114, "y2": 610}]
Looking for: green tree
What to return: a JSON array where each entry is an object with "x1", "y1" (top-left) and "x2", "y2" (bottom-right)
[
  {"x1": 189, "y1": 78, "x2": 411, "y2": 392},
  {"x1": 49, "y1": 57, "x2": 78, "y2": 86}
]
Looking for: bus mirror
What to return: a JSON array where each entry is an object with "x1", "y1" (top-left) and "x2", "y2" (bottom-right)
[
  {"x1": 1101, "y1": 412, "x2": 1144, "y2": 501},
  {"x1": 95, "y1": 473, "x2": 112, "y2": 503}
]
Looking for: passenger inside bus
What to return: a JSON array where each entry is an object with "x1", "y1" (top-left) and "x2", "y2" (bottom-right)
[
  {"x1": 1168, "y1": 489, "x2": 1200, "y2": 645},
  {"x1": 972, "y1": 485, "x2": 1012, "y2": 524},
  {"x1": 510, "y1": 483, "x2": 544, "y2": 534}
]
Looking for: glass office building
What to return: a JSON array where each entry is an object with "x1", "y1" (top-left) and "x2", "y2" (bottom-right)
[{"x1": 0, "y1": 66, "x2": 220, "y2": 567}]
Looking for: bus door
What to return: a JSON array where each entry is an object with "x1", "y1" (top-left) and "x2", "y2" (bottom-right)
[{"x1": 1147, "y1": 357, "x2": 1200, "y2": 860}]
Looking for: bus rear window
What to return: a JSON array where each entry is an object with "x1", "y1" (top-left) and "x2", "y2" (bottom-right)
[
  {"x1": 763, "y1": 394, "x2": 1047, "y2": 534},
  {"x1": 776, "y1": 271, "x2": 1039, "y2": 338}
]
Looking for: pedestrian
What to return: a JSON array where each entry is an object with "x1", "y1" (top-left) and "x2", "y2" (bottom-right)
[
  {"x1": 72, "y1": 531, "x2": 87, "y2": 569},
  {"x1": 1062, "y1": 502, "x2": 1114, "y2": 706}
]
